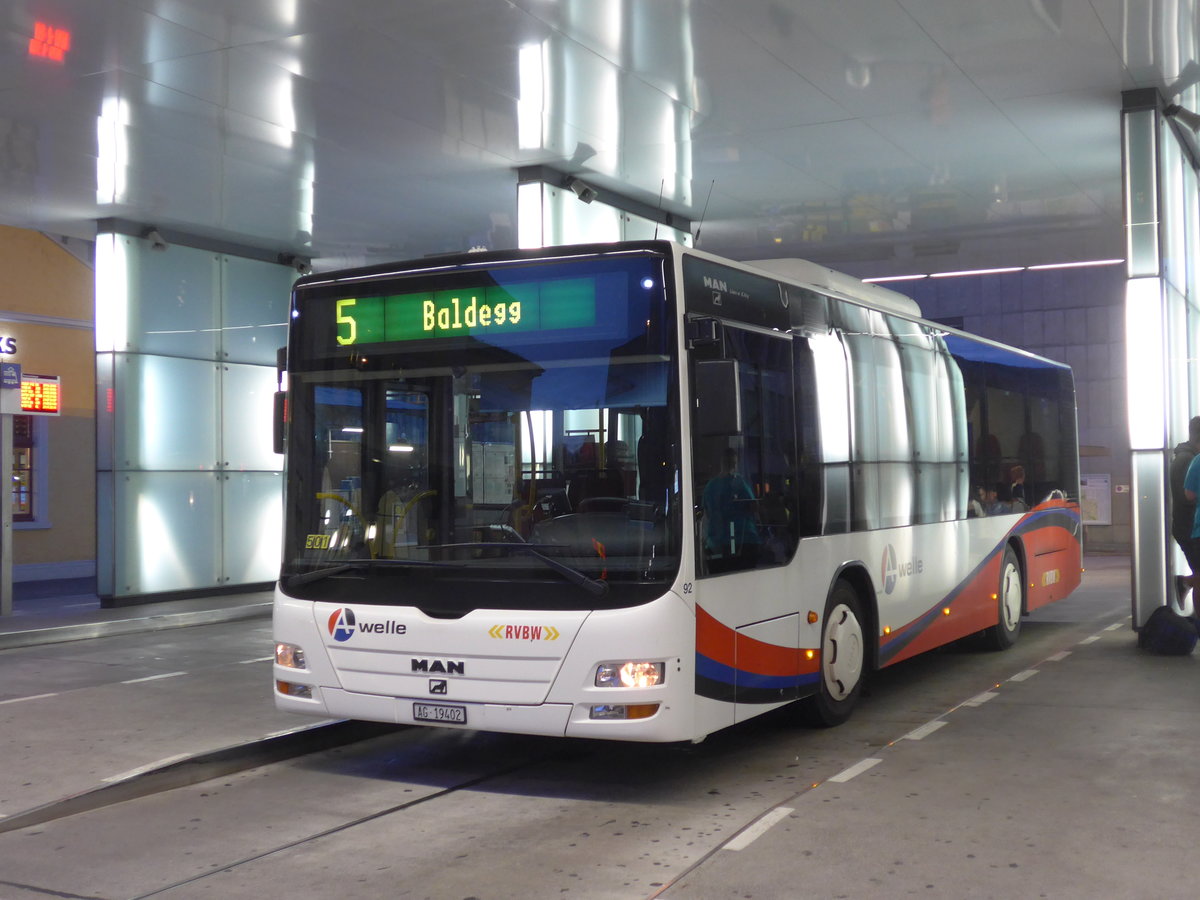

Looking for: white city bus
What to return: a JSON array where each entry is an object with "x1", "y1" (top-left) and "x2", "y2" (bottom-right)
[{"x1": 273, "y1": 240, "x2": 1082, "y2": 742}]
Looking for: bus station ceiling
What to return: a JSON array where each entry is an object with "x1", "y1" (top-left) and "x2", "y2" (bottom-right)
[{"x1": 0, "y1": 0, "x2": 1195, "y2": 275}]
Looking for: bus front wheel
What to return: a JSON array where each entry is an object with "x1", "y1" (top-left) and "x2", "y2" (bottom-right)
[{"x1": 801, "y1": 580, "x2": 865, "y2": 727}]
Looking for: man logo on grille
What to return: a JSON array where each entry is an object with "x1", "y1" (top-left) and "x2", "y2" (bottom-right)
[{"x1": 328, "y1": 607, "x2": 356, "y2": 642}]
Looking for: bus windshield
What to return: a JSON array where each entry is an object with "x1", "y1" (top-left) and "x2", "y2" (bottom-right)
[{"x1": 281, "y1": 251, "x2": 681, "y2": 614}]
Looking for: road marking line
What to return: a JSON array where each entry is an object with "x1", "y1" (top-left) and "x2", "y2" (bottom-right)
[
  {"x1": 1009, "y1": 669, "x2": 1039, "y2": 682},
  {"x1": 1079, "y1": 635, "x2": 1101, "y2": 645},
  {"x1": 724, "y1": 806, "x2": 794, "y2": 851},
  {"x1": 1104, "y1": 623, "x2": 1123, "y2": 631},
  {"x1": 828, "y1": 758, "x2": 882, "y2": 783},
  {"x1": 901, "y1": 720, "x2": 948, "y2": 741},
  {"x1": 120, "y1": 671, "x2": 187, "y2": 684},
  {"x1": 239, "y1": 656, "x2": 274, "y2": 664},
  {"x1": 102, "y1": 753, "x2": 192, "y2": 783},
  {"x1": 1046, "y1": 650, "x2": 1071, "y2": 662},
  {"x1": 0, "y1": 692, "x2": 59, "y2": 706},
  {"x1": 962, "y1": 691, "x2": 998, "y2": 707}
]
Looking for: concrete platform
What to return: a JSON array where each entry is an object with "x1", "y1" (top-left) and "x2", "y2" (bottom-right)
[{"x1": 0, "y1": 582, "x2": 272, "y2": 650}]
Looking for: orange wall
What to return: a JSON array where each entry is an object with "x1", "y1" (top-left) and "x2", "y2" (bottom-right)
[{"x1": 0, "y1": 226, "x2": 95, "y2": 572}]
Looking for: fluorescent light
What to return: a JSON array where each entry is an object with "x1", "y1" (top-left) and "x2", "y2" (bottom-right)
[
  {"x1": 517, "y1": 181, "x2": 544, "y2": 249},
  {"x1": 864, "y1": 259, "x2": 1128, "y2": 281},
  {"x1": 863, "y1": 274, "x2": 928, "y2": 283},
  {"x1": 389, "y1": 444, "x2": 415, "y2": 453},
  {"x1": 930, "y1": 267, "x2": 1024, "y2": 278},
  {"x1": 1027, "y1": 259, "x2": 1125, "y2": 271},
  {"x1": 1125, "y1": 277, "x2": 1165, "y2": 450}
]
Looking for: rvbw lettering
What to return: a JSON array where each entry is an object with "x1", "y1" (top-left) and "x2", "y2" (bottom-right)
[{"x1": 422, "y1": 296, "x2": 522, "y2": 333}]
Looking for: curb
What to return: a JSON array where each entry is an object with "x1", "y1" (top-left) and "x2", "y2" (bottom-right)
[{"x1": 0, "y1": 602, "x2": 273, "y2": 651}]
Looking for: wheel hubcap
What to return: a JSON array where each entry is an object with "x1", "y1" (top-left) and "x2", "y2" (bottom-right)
[
  {"x1": 823, "y1": 603, "x2": 864, "y2": 700},
  {"x1": 1000, "y1": 563, "x2": 1021, "y2": 631}
]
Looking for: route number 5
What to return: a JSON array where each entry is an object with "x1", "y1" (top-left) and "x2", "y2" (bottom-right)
[{"x1": 336, "y1": 298, "x2": 357, "y2": 346}]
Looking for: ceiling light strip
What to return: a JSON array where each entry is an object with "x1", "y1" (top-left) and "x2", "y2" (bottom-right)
[{"x1": 864, "y1": 258, "x2": 1126, "y2": 283}]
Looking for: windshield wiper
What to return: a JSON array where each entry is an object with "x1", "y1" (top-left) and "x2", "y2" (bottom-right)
[
  {"x1": 428, "y1": 542, "x2": 610, "y2": 598},
  {"x1": 285, "y1": 557, "x2": 466, "y2": 587}
]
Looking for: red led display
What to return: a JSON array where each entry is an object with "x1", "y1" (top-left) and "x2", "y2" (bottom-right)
[
  {"x1": 20, "y1": 377, "x2": 61, "y2": 415},
  {"x1": 29, "y1": 22, "x2": 71, "y2": 62}
]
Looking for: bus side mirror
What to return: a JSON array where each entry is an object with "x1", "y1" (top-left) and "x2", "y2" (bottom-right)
[
  {"x1": 274, "y1": 345, "x2": 287, "y2": 454},
  {"x1": 273, "y1": 391, "x2": 287, "y2": 454},
  {"x1": 695, "y1": 359, "x2": 742, "y2": 436}
]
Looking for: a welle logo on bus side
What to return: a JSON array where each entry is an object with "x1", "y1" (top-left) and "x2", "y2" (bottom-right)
[
  {"x1": 880, "y1": 544, "x2": 923, "y2": 595},
  {"x1": 327, "y1": 607, "x2": 408, "y2": 642}
]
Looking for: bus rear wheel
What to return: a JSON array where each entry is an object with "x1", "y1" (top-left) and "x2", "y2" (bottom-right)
[
  {"x1": 801, "y1": 580, "x2": 865, "y2": 727},
  {"x1": 982, "y1": 545, "x2": 1023, "y2": 651}
]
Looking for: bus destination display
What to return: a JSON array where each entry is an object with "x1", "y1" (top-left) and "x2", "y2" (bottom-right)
[{"x1": 334, "y1": 276, "x2": 600, "y2": 347}]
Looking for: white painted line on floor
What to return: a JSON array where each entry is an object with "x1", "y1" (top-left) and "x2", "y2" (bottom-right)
[
  {"x1": 1046, "y1": 650, "x2": 1071, "y2": 662},
  {"x1": 962, "y1": 691, "x2": 999, "y2": 707},
  {"x1": 102, "y1": 753, "x2": 192, "y2": 784},
  {"x1": 1104, "y1": 623, "x2": 1123, "y2": 631},
  {"x1": 120, "y1": 671, "x2": 187, "y2": 684},
  {"x1": 828, "y1": 758, "x2": 882, "y2": 783},
  {"x1": 239, "y1": 656, "x2": 274, "y2": 664},
  {"x1": 724, "y1": 806, "x2": 794, "y2": 851},
  {"x1": 0, "y1": 692, "x2": 60, "y2": 706},
  {"x1": 1009, "y1": 669, "x2": 1039, "y2": 682},
  {"x1": 901, "y1": 720, "x2": 948, "y2": 741},
  {"x1": 1079, "y1": 635, "x2": 1101, "y2": 645}
]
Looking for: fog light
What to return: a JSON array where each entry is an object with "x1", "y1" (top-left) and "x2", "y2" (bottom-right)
[
  {"x1": 595, "y1": 661, "x2": 665, "y2": 688},
  {"x1": 276, "y1": 680, "x2": 312, "y2": 699},
  {"x1": 589, "y1": 703, "x2": 660, "y2": 720},
  {"x1": 275, "y1": 642, "x2": 306, "y2": 669}
]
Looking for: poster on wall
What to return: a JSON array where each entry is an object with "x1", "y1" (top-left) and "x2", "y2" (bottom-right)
[{"x1": 1080, "y1": 474, "x2": 1111, "y2": 526}]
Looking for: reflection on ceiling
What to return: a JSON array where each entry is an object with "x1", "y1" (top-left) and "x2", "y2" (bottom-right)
[{"x1": 1, "y1": 0, "x2": 1197, "y2": 275}]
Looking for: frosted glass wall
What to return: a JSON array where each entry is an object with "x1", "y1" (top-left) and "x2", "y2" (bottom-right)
[{"x1": 96, "y1": 232, "x2": 292, "y2": 601}]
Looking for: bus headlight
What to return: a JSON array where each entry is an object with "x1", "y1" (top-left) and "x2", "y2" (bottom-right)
[
  {"x1": 275, "y1": 642, "x2": 307, "y2": 669},
  {"x1": 595, "y1": 661, "x2": 665, "y2": 688}
]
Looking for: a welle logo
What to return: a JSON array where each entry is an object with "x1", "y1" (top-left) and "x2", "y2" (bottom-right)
[
  {"x1": 880, "y1": 544, "x2": 923, "y2": 595},
  {"x1": 327, "y1": 607, "x2": 407, "y2": 642}
]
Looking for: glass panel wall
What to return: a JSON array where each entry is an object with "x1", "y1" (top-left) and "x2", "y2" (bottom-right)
[{"x1": 96, "y1": 232, "x2": 293, "y2": 601}]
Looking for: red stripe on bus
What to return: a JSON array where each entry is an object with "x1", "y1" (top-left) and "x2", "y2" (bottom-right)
[{"x1": 697, "y1": 605, "x2": 818, "y2": 677}]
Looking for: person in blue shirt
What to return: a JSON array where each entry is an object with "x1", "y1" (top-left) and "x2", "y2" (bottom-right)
[
  {"x1": 1181, "y1": 448, "x2": 1200, "y2": 609},
  {"x1": 703, "y1": 447, "x2": 760, "y2": 573}
]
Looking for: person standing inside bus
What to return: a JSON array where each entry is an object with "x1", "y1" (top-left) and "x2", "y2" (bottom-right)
[
  {"x1": 703, "y1": 446, "x2": 760, "y2": 573},
  {"x1": 1171, "y1": 416, "x2": 1200, "y2": 598}
]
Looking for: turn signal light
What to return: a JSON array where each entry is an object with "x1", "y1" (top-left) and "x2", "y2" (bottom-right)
[
  {"x1": 276, "y1": 680, "x2": 312, "y2": 699},
  {"x1": 589, "y1": 703, "x2": 660, "y2": 720}
]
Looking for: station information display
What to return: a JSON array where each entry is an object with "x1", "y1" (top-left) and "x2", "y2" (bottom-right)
[{"x1": 19, "y1": 374, "x2": 61, "y2": 415}]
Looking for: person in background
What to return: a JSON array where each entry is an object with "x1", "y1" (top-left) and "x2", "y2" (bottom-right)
[
  {"x1": 1171, "y1": 416, "x2": 1200, "y2": 600},
  {"x1": 702, "y1": 447, "x2": 760, "y2": 572},
  {"x1": 1009, "y1": 464, "x2": 1027, "y2": 509}
]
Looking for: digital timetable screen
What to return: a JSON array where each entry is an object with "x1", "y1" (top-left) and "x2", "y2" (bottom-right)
[
  {"x1": 332, "y1": 276, "x2": 601, "y2": 347},
  {"x1": 20, "y1": 375, "x2": 61, "y2": 415}
]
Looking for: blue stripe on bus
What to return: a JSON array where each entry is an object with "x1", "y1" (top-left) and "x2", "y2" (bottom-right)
[{"x1": 695, "y1": 652, "x2": 820, "y2": 691}]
